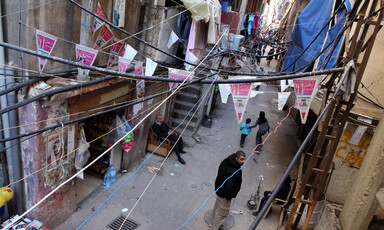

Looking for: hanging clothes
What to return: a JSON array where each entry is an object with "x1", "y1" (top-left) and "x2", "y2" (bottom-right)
[
  {"x1": 207, "y1": 0, "x2": 221, "y2": 45},
  {"x1": 248, "y1": 14, "x2": 254, "y2": 36},
  {"x1": 252, "y1": 14, "x2": 259, "y2": 35},
  {"x1": 176, "y1": 11, "x2": 192, "y2": 42}
]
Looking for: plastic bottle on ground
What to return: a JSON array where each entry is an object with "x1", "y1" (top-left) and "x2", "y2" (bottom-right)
[
  {"x1": 109, "y1": 164, "x2": 116, "y2": 183},
  {"x1": 104, "y1": 170, "x2": 111, "y2": 188}
]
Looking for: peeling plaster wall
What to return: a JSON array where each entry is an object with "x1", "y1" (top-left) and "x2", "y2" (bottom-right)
[
  {"x1": 19, "y1": 97, "x2": 76, "y2": 228},
  {"x1": 326, "y1": 123, "x2": 373, "y2": 204}
]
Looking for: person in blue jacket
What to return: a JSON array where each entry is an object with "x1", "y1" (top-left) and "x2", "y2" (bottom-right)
[{"x1": 240, "y1": 118, "x2": 253, "y2": 148}]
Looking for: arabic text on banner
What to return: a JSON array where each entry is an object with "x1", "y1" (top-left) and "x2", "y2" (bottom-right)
[
  {"x1": 118, "y1": 57, "x2": 132, "y2": 73},
  {"x1": 94, "y1": 25, "x2": 114, "y2": 49},
  {"x1": 168, "y1": 69, "x2": 193, "y2": 89},
  {"x1": 108, "y1": 38, "x2": 124, "y2": 67},
  {"x1": 92, "y1": 1, "x2": 107, "y2": 35},
  {"x1": 230, "y1": 81, "x2": 252, "y2": 123},
  {"x1": 36, "y1": 29, "x2": 58, "y2": 72},
  {"x1": 75, "y1": 44, "x2": 99, "y2": 77},
  {"x1": 293, "y1": 77, "x2": 319, "y2": 124}
]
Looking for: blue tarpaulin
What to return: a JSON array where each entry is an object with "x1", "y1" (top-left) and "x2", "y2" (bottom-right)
[
  {"x1": 283, "y1": 0, "x2": 334, "y2": 72},
  {"x1": 317, "y1": 6, "x2": 347, "y2": 70}
]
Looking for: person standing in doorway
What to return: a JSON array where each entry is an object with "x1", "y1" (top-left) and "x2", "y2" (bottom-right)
[
  {"x1": 254, "y1": 111, "x2": 270, "y2": 153},
  {"x1": 210, "y1": 151, "x2": 246, "y2": 230}
]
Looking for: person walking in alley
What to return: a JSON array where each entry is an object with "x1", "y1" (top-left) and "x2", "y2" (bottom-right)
[
  {"x1": 267, "y1": 49, "x2": 274, "y2": 66},
  {"x1": 254, "y1": 111, "x2": 270, "y2": 154},
  {"x1": 255, "y1": 48, "x2": 261, "y2": 65},
  {"x1": 210, "y1": 151, "x2": 246, "y2": 230},
  {"x1": 152, "y1": 114, "x2": 186, "y2": 164},
  {"x1": 240, "y1": 118, "x2": 254, "y2": 148}
]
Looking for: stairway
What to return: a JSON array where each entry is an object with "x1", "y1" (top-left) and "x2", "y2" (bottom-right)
[{"x1": 170, "y1": 84, "x2": 202, "y2": 134}]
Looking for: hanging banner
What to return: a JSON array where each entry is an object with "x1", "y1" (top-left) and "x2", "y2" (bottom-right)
[
  {"x1": 281, "y1": 79, "x2": 293, "y2": 92},
  {"x1": 293, "y1": 76, "x2": 320, "y2": 124},
  {"x1": 145, "y1": 58, "x2": 157, "y2": 76},
  {"x1": 118, "y1": 57, "x2": 132, "y2": 73},
  {"x1": 107, "y1": 38, "x2": 124, "y2": 67},
  {"x1": 36, "y1": 29, "x2": 58, "y2": 72},
  {"x1": 135, "y1": 62, "x2": 145, "y2": 98},
  {"x1": 167, "y1": 30, "x2": 179, "y2": 49},
  {"x1": 278, "y1": 92, "x2": 291, "y2": 110},
  {"x1": 113, "y1": 0, "x2": 126, "y2": 27},
  {"x1": 92, "y1": 1, "x2": 108, "y2": 35},
  {"x1": 122, "y1": 44, "x2": 137, "y2": 60},
  {"x1": 75, "y1": 44, "x2": 99, "y2": 79},
  {"x1": 168, "y1": 69, "x2": 193, "y2": 89},
  {"x1": 218, "y1": 83, "x2": 231, "y2": 104},
  {"x1": 94, "y1": 25, "x2": 114, "y2": 49},
  {"x1": 229, "y1": 76, "x2": 252, "y2": 124}
]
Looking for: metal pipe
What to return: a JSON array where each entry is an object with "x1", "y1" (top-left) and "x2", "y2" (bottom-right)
[
  {"x1": 0, "y1": 76, "x2": 114, "y2": 116},
  {"x1": 249, "y1": 62, "x2": 355, "y2": 229},
  {"x1": 0, "y1": 40, "x2": 344, "y2": 83}
]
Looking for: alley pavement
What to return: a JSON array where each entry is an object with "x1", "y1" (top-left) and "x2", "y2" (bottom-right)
[{"x1": 58, "y1": 57, "x2": 301, "y2": 230}]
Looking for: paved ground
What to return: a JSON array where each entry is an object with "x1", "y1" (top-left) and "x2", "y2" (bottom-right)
[{"x1": 58, "y1": 55, "x2": 300, "y2": 230}]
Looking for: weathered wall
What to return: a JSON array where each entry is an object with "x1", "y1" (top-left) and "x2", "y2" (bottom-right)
[
  {"x1": 3, "y1": 0, "x2": 81, "y2": 73},
  {"x1": 326, "y1": 122, "x2": 373, "y2": 204},
  {"x1": 339, "y1": 115, "x2": 384, "y2": 230},
  {"x1": 142, "y1": 6, "x2": 179, "y2": 64}
]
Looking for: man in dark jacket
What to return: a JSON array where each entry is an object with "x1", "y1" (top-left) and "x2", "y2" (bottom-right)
[
  {"x1": 210, "y1": 151, "x2": 246, "y2": 230},
  {"x1": 152, "y1": 114, "x2": 186, "y2": 164}
]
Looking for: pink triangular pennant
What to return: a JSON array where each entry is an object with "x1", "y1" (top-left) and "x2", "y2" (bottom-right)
[
  {"x1": 118, "y1": 57, "x2": 132, "y2": 73},
  {"x1": 36, "y1": 29, "x2": 58, "y2": 72},
  {"x1": 168, "y1": 69, "x2": 193, "y2": 89},
  {"x1": 75, "y1": 44, "x2": 99, "y2": 78},
  {"x1": 230, "y1": 81, "x2": 252, "y2": 124},
  {"x1": 293, "y1": 78, "x2": 319, "y2": 124},
  {"x1": 92, "y1": 1, "x2": 107, "y2": 35},
  {"x1": 107, "y1": 38, "x2": 124, "y2": 67},
  {"x1": 94, "y1": 25, "x2": 114, "y2": 49}
]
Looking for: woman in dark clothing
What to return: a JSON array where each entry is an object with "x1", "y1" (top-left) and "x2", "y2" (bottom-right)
[
  {"x1": 252, "y1": 176, "x2": 292, "y2": 216},
  {"x1": 253, "y1": 111, "x2": 270, "y2": 153}
]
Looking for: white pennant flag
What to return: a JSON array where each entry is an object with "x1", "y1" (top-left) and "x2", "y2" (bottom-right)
[
  {"x1": 185, "y1": 52, "x2": 198, "y2": 71},
  {"x1": 145, "y1": 58, "x2": 157, "y2": 76},
  {"x1": 278, "y1": 92, "x2": 291, "y2": 110},
  {"x1": 281, "y1": 79, "x2": 293, "y2": 92},
  {"x1": 36, "y1": 30, "x2": 58, "y2": 72},
  {"x1": 167, "y1": 30, "x2": 179, "y2": 49},
  {"x1": 123, "y1": 44, "x2": 137, "y2": 61},
  {"x1": 218, "y1": 83, "x2": 231, "y2": 103}
]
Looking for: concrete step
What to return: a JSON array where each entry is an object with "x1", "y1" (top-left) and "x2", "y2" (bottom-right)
[
  {"x1": 174, "y1": 99, "x2": 196, "y2": 109},
  {"x1": 182, "y1": 84, "x2": 202, "y2": 94},
  {"x1": 176, "y1": 91, "x2": 200, "y2": 100},
  {"x1": 171, "y1": 118, "x2": 198, "y2": 131},
  {"x1": 173, "y1": 109, "x2": 199, "y2": 121}
]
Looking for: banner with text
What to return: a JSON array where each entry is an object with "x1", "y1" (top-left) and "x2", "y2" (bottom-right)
[
  {"x1": 118, "y1": 57, "x2": 132, "y2": 73},
  {"x1": 168, "y1": 69, "x2": 193, "y2": 89},
  {"x1": 94, "y1": 25, "x2": 114, "y2": 49},
  {"x1": 108, "y1": 38, "x2": 124, "y2": 67},
  {"x1": 36, "y1": 29, "x2": 58, "y2": 72},
  {"x1": 135, "y1": 62, "x2": 145, "y2": 98},
  {"x1": 92, "y1": 1, "x2": 107, "y2": 35},
  {"x1": 293, "y1": 76, "x2": 320, "y2": 124},
  {"x1": 75, "y1": 44, "x2": 99, "y2": 80},
  {"x1": 229, "y1": 76, "x2": 252, "y2": 124}
]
